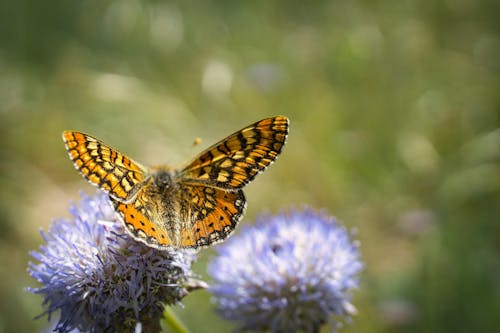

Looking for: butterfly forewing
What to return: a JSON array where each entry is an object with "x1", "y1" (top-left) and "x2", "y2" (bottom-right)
[
  {"x1": 62, "y1": 131, "x2": 148, "y2": 202},
  {"x1": 181, "y1": 115, "x2": 289, "y2": 189}
]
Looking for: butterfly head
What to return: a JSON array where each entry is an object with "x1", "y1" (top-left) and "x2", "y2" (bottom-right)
[{"x1": 152, "y1": 168, "x2": 176, "y2": 191}]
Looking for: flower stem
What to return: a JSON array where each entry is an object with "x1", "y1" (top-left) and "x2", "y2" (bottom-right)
[
  {"x1": 141, "y1": 318, "x2": 161, "y2": 333},
  {"x1": 161, "y1": 307, "x2": 190, "y2": 333}
]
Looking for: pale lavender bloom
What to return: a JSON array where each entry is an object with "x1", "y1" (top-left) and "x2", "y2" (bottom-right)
[
  {"x1": 28, "y1": 193, "x2": 197, "y2": 333},
  {"x1": 208, "y1": 209, "x2": 363, "y2": 332}
]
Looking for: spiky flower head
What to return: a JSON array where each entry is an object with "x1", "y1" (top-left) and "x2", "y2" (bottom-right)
[
  {"x1": 208, "y1": 208, "x2": 363, "y2": 332},
  {"x1": 28, "y1": 193, "x2": 198, "y2": 333}
]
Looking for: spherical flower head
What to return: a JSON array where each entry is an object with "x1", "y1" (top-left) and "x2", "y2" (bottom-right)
[
  {"x1": 28, "y1": 192, "x2": 198, "y2": 333},
  {"x1": 208, "y1": 208, "x2": 363, "y2": 332}
]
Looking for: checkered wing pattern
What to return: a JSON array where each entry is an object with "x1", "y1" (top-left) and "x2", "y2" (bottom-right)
[
  {"x1": 180, "y1": 185, "x2": 246, "y2": 248},
  {"x1": 111, "y1": 186, "x2": 245, "y2": 249},
  {"x1": 112, "y1": 195, "x2": 175, "y2": 247},
  {"x1": 181, "y1": 116, "x2": 289, "y2": 189},
  {"x1": 62, "y1": 131, "x2": 148, "y2": 202}
]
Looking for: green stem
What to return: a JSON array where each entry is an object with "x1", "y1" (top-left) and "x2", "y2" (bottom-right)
[{"x1": 161, "y1": 307, "x2": 190, "y2": 333}]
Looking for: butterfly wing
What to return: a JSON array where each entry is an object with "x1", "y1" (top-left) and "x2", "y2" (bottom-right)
[
  {"x1": 112, "y1": 196, "x2": 176, "y2": 248},
  {"x1": 63, "y1": 131, "x2": 148, "y2": 202},
  {"x1": 180, "y1": 185, "x2": 246, "y2": 248},
  {"x1": 180, "y1": 116, "x2": 289, "y2": 190},
  {"x1": 112, "y1": 185, "x2": 246, "y2": 249}
]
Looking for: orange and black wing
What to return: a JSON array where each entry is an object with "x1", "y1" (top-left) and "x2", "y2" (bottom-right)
[
  {"x1": 180, "y1": 116, "x2": 289, "y2": 190},
  {"x1": 112, "y1": 196, "x2": 176, "y2": 248},
  {"x1": 62, "y1": 131, "x2": 148, "y2": 202},
  {"x1": 180, "y1": 185, "x2": 246, "y2": 248},
  {"x1": 112, "y1": 185, "x2": 246, "y2": 249}
]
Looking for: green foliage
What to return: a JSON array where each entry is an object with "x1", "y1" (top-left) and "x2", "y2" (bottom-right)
[{"x1": 1, "y1": 0, "x2": 499, "y2": 332}]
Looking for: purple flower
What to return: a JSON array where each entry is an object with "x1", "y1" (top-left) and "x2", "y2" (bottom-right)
[
  {"x1": 28, "y1": 193, "x2": 198, "y2": 333},
  {"x1": 208, "y1": 209, "x2": 363, "y2": 332}
]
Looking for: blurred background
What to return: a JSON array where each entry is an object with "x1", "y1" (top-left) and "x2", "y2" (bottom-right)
[{"x1": 1, "y1": 0, "x2": 499, "y2": 332}]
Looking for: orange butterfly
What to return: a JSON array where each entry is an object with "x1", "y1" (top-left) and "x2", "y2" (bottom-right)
[{"x1": 62, "y1": 116, "x2": 289, "y2": 249}]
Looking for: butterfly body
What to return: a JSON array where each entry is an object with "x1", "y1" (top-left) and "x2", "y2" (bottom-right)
[
  {"x1": 63, "y1": 116, "x2": 288, "y2": 249},
  {"x1": 119, "y1": 167, "x2": 183, "y2": 245}
]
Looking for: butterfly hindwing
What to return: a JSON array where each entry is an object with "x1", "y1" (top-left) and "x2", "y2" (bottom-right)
[
  {"x1": 63, "y1": 131, "x2": 148, "y2": 202},
  {"x1": 181, "y1": 185, "x2": 246, "y2": 248},
  {"x1": 112, "y1": 196, "x2": 175, "y2": 248},
  {"x1": 181, "y1": 116, "x2": 289, "y2": 189},
  {"x1": 112, "y1": 185, "x2": 246, "y2": 249}
]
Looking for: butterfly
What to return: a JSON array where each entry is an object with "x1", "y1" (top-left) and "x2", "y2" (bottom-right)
[{"x1": 62, "y1": 116, "x2": 289, "y2": 249}]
